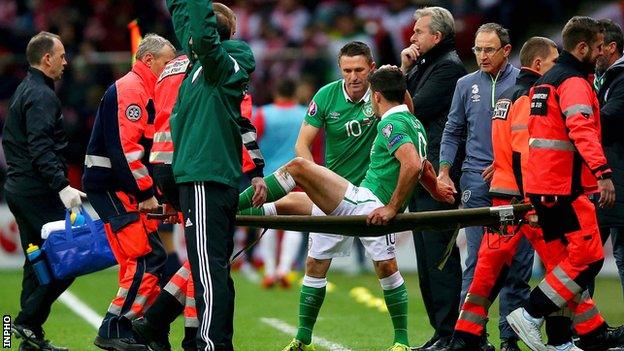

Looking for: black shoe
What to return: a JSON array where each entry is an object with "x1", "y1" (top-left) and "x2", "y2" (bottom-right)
[
  {"x1": 131, "y1": 318, "x2": 171, "y2": 351},
  {"x1": 93, "y1": 336, "x2": 148, "y2": 351},
  {"x1": 439, "y1": 336, "x2": 478, "y2": 351},
  {"x1": 181, "y1": 327, "x2": 197, "y2": 351},
  {"x1": 577, "y1": 325, "x2": 624, "y2": 351},
  {"x1": 412, "y1": 336, "x2": 440, "y2": 351},
  {"x1": 500, "y1": 339, "x2": 521, "y2": 351},
  {"x1": 425, "y1": 336, "x2": 452, "y2": 351},
  {"x1": 480, "y1": 336, "x2": 495, "y2": 351},
  {"x1": 12, "y1": 324, "x2": 68, "y2": 351}
]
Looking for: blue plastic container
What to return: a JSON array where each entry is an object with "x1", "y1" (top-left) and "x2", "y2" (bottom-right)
[{"x1": 27, "y1": 244, "x2": 51, "y2": 285}]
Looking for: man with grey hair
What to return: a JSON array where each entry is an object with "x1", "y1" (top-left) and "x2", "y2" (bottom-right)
[
  {"x1": 83, "y1": 33, "x2": 175, "y2": 351},
  {"x1": 4, "y1": 31, "x2": 79, "y2": 351},
  {"x1": 439, "y1": 23, "x2": 528, "y2": 351},
  {"x1": 400, "y1": 7, "x2": 467, "y2": 350}
]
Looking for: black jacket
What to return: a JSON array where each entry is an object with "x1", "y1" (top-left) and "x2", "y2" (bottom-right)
[
  {"x1": 405, "y1": 37, "x2": 467, "y2": 186},
  {"x1": 2, "y1": 67, "x2": 69, "y2": 195},
  {"x1": 597, "y1": 56, "x2": 624, "y2": 226}
]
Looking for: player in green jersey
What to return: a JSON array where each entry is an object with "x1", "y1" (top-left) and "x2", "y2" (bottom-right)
[
  {"x1": 297, "y1": 42, "x2": 378, "y2": 184},
  {"x1": 239, "y1": 66, "x2": 455, "y2": 351}
]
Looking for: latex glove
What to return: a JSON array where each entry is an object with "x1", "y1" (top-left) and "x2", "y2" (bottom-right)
[
  {"x1": 58, "y1": 185, "x2": 86, "y2": 209},
  {"x1": 139, "y1": 196, "x2": 161, "y2": 213}
]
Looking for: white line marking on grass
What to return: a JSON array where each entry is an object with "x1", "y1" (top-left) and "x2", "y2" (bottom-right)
[
  {"x1": 58, "y1": 291, "x2": 102, "y2": 330},
  {"x1": 260, "y1": 317, "x2": 353, "y2": 351}
]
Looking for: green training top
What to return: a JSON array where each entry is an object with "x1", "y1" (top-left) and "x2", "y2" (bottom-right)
[
  {"x1": 169, "y1": 0, "x2": 255, "y2": 187},
  {"x1": 304, "y1": 79, "x2": 377, "y2": 184},
  {"x1": 360, "y1": 105, "x2": 428, "y2": 212}
]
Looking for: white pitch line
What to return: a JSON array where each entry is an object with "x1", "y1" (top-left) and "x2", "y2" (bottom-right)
[
  {"x1": 260, "y1": 317, "x2": 353, "y2": 351},
  {"x1": 58, "y1": 290, "x2": 103, "y2": 330}
]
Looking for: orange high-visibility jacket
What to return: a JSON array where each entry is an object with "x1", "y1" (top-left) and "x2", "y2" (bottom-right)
[
  {"x1": 83, "y1": 60, "x2": 157, "y2": 201},
  {"x1": 490, "y1": 68, "x2": 541, "y2": 198},
  {"x1": 525, "y1": 51, "x2": 611, "y2": 196}
]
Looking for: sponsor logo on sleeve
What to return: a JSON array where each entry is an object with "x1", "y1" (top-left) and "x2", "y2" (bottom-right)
[
  {"x1": 382, "y1": 123, "x2": 393, "y2": 138},
  {"x1": 125, "y1": 104, "x2": 142, "y2": 121},
  {"x1": 493, "y1": 99, "x2": 511, "y2": 120},
  {"x1": 388, "y1": 134, "x2": 404, "y2": 148},
  {"x1": 308, "y1": 100, "x2": 317, "y2": 116}
]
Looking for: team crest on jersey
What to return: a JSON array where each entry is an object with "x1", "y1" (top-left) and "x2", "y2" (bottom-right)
[
  {"x1": 363, "y1": 102, "x2": 374, "y2": 117},
  {"x1": 493, "y1": 99, "x2": 511, "y2": 120},
  {"x1": 461, "y1": 190, "x2": 472, "y2": 204},
  {"x1": 125, "y1": 104, "x2": 142, "y2": 121},
  {"x1": 382, "y1": 123, "x2": 393, "y2": 138},
  {"x1": 308, "y1": 100, "x2": 317, "y2": 116}
]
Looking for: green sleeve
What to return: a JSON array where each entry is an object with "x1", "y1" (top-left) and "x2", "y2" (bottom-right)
[
  {"x1": 381, "y1": 119, "x2": 413, "y2": 155},
  {"x1": 303, "y1": 91, "x2": 326, "y2": 128},
  {"x1": 188, "y1": 0, "x2": 234, "y2": 83},
  {"x1": 167, "y1": 0, "x2": 191, "y2": 56}
]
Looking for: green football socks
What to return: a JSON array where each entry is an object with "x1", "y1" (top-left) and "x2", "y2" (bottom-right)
[
  {"x1": 381, "y1": 273, "x2": 409, "y2": 346},
  {"x1": 238, "y1": 167, "x2": 296, "y2": 211},
  {"x1": 295, "y1": 276, "x2": 327, "y2": 345}
]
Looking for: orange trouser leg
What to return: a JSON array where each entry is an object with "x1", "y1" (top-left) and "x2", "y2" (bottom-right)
[
  {"x1": 184, "y1": 262, "x2": 199, "y2": 328},
  {"x1": 455, "y1": 225, "x2": 526, "y2": 336},
  {"x1": 526, "y1": 224, "x2": 605, "y2": 336},
  {"x1": 526, "y1": 195, "x2": 604, "y2": 321}
]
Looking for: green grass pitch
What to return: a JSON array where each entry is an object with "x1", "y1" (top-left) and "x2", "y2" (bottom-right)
[{"x1": 1, "y1": 269, "x2": 622, "y2": 350}]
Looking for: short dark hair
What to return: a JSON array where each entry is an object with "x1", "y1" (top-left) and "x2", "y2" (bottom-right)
[
  {"x1": 519, "y1": 37, "x2": 558, "y2": 67},
  {"x1": 599, "y1": 18, "x2": 624, "y2": 54},
  {"x1": 214, "y1": 2, "x2": 234, "y2": 41},
  {"x1": 368, "y1": 67, "x2": 406, "y2": 104},
  {"x1": 562, "y1": 16, "x2": 603, "y2": 51},
  {"x1": 26, "y1": 31, "x2": 61, "y2": 66},
  {"x1": 476, "y1": 23, "x2": 510, "y2": 47},
  {"x1": 275, "y1": 78, "x2": 296, "y2": 98},
  {"x1": 338, "y1": 41, "x2": 373, "y2": 64},
  {"x1": 215, "y1": 12, "x2": 232, "y2": 41}
]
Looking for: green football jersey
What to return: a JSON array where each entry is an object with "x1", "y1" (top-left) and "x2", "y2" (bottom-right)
[
  {"x1": 304, "y1": 79, "x2": 377, "y2": 184},
  {"x1": 360, "y1": 105, "x2": 428, "y2": 211}
]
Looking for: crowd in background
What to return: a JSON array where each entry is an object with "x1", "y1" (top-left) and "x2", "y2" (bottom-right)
[{"x1": 0, "y1": 0, "x2": 584, "y2": 193}]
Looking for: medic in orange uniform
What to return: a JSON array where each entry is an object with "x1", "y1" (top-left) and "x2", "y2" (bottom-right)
[
  {"x1": 449, "y1": 36, "x2": 624, "y2": 351},
  {"x1": 83, "y1": 35, "x2": 176, "y2": 351},
  {"x1": 506, "y1": 17, "x2": 623, "y2": 351}
]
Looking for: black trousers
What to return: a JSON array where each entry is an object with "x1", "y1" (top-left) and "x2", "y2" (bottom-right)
[
  {"x1": 179, "y1": 181, "x2": 238, "y2": 351},
  {"x1": 5, "y1": 189, "x2": 74, "y2": 336},
  {"x1": 409, "y1": 192, "x2": 462, "y2": 339}
]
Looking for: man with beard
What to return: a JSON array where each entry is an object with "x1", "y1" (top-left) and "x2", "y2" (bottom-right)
[{"x1": 507, "y1": 16, "x2": 622, "y2": 351}]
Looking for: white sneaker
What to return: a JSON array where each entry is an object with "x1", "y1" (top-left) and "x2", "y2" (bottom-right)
[
  {"x1": 546, "y1": 342, "x2": 583, "y2": 351},
  {"x1": 507, "y1": 307, "x2": 546, "y2": 351}
]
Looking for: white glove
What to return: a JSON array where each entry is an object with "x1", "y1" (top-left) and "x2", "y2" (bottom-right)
[{"x1": 58, "y1": 185, "x2": 87, "y2": 209}]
